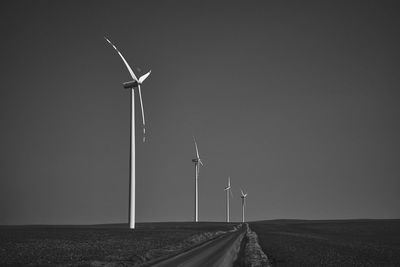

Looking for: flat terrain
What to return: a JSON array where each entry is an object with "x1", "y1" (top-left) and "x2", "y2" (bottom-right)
[
  {"x1": 0, "y1": 222, "x2": 236, "y2": 266},
  {"x1": 250, "y1": 219, "x2": 400, "y2": 267}
]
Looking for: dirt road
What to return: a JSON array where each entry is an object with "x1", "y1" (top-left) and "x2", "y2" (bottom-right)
[{"x1": 149, "y1": 225, "x2": 246, "y2": 267}]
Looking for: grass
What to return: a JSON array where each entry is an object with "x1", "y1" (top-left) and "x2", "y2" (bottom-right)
[
  {"x1": 250, "y1": 219, "x2": 400, "y2": 267},
  {"x1": 0, "y1": 222, "x2": 236, "y2": 266}
]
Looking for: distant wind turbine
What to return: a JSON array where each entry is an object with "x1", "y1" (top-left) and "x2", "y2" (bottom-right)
[
  {"x1": 192, "y1": 136, "x2": 203, "y2": 222},
  {"x1": 224, "y1": 177, "x2": 233, "y2": 223},
  {"x1": 240, "y1": 189, "x2": 248, "y2": 223},
  {"x1": 105, "y1": 37, "x2": 151, "y2": 229}
]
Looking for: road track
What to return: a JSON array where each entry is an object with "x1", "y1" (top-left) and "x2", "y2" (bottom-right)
[{"x1": 149, "y1": 225, "x2": 246, "y2": 267}]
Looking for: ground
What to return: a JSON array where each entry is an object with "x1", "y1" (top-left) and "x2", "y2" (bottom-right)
[
  {"x1": 0, "y1": 222, "x2": 235, "y2": 266},
  {"x1": 250, "y1": 219, "x2": 400, "y2": 267},
  {"x1": 3, "y1": 220, "x2": 400, "y2": 266}
]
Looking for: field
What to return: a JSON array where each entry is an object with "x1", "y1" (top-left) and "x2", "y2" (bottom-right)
[
  {"x1": 250, "y1": 219, "x2": 400, "y2": 267},
  {"x1": 0, "y1": 222, "x2": 236, "y2": 266}
]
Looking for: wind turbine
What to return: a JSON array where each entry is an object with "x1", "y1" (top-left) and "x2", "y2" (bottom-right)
[
  {"x1": 224, "y1": 177, "x2": 233, "y2": 223},
  {"x1": 105, "y1": 37, "x2": 151, "y2": 229},
  {"x1": 192, "y1": 136, "x2": 203, "y2": 222},
  {"x1": 240, "y1": 189, "x2": 248, "y2": 223}
]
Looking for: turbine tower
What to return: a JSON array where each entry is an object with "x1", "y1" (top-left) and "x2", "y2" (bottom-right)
[
  {"x1": 240, "y1": 189, "x2": 248, "y2": 223},
  {"x1": 192, "y1": 136, "x2": 203, "y2": 222},
  {"x1": 105, "y1": 37, "x2": 151, "y2": 229},
  {"x1": 224, "y1": 177, "x2": 233, "y2": 223}
]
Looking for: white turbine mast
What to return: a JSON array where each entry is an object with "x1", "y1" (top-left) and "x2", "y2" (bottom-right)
[
  {"x1": 105, "y1": 37, "x2": 151, "y2": 229},
  {"x1": 224, "y1": 177, "x2": 233, "y2": 222},
  {"x1": 192, "y1": 136, "x2": 203, "y2": 222},
  {"x1": 240, "y1": 188, "x2": 248, "y2": 223}
]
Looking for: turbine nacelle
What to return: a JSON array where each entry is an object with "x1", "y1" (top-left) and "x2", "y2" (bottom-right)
[
  {"x1": 123, "y1": 69, "x2": 152, "y2": 89},
  {"x1": 225, "y1": 177, "x2": 233, "y2": 197},
  {"x1": 192, "y1": 158, "x2": 201, "y2": 163},
  {"x1": 123, "y1": 80, "x2": 139, "y2": 89},
  {"x1": 241, "y1": 189, "x2": 248, "y2": 198}
]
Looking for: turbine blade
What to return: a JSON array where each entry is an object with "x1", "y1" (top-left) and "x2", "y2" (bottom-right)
[
  {"x1": 193, "y1": 136, "x2": 200, "y2": 159},
  {"x1": 199, "y1": 159, "x2": 204, "y2": 166},
  {"x1": 139, "y1": 70, "x2": 151, "y2": 83},
  {"x1": 138, "y1": 85, "x2": 146, "y2": 142},
  {"x1": 240, "y1": 188, "x2": 244, "y2": 196},
  {"x1": 228, "y1": 177, "x2": 231, "y2": 187},
  {"x1": 104, "y1": 37, "x2": 138, "y2": 82}
]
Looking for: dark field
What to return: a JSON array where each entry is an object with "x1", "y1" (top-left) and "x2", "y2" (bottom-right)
[
  {"x1": 250, "y1": 219, "x2": 400, "y2": 267},
  {"x1": 0, "y1": 222, "x2": 236, "y2": 266}
]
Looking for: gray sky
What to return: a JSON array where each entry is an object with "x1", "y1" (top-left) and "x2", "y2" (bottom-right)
[{"x1": 1, "y1": 0, "x2": 399, "y2": 225}]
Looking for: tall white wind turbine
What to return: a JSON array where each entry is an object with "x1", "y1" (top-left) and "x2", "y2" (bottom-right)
[
  {"x1": 105, "y1": 37, "x2": 151, "y2": 229},
  {"x1": 224, "y1": 177, "x2": 233, "y2": 223},
  {"x1": 240, "y1": 189, "x2": 248, "y2": 223},
  {"x1": 192, "y1": 136, "x2": 203, "y2": 222}
]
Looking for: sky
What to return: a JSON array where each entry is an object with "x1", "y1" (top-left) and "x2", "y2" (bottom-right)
[{"x1": 1, "y1": 0, "x2": 399, "y2": 225}]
